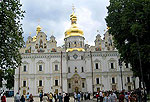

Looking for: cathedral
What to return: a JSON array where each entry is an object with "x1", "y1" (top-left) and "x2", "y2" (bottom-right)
[{"x1": 14, "y1": 9, "x2": 139, "y2": 96}]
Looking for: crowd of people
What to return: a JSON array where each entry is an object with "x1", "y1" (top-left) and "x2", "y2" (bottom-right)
[
  {"x1": 0, "y1": 88, "x2": 148, "y2": 102},
  {"x1": 95, "y1": 88, "x2": 147, "y2": 102},
  {"x1": 38, "y1": 91, "x2": 88, "y2": 102}
]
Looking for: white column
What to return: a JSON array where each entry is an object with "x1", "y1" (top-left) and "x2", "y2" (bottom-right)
[
  {"x1": 63, "y1": 78, "x2": 68, "y2": 93},
  {"x1": 86, "y1": 77, "x2": 92, "y2": 93}
]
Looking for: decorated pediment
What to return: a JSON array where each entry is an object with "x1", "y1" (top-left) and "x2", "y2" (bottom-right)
[{"x1": 94, "y1": 59, "x2": 100, "y2": 62}]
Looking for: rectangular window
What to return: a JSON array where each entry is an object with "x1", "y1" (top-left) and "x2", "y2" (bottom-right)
[
  {"x1": 68, "y1": 83, "x2": 71, "y2": 88},
  {"x1": 81, "y1": 56, "x2": 83, "y2": 60},
  {"x1": 111, "y1": 63, "x2": 114, "y2": 69},
  {"x1": 55, "y1": 80, "x2": 58, "y2": 86},
  {"x1": 39, "y1": 65, "x2": 42, "y2": 71},
  {"x1": 96, "y1": 78, "x2": 99, "y2": 84},
  {"x1": 39, "y1": 80, "x2": 42, "y2": 86},
  {"x1": 68, "y1": 56, "x2": 70, "y2": 60},
  {"x1": 127, "y1": 77, "x2": 130, "y2": 83},
  {"x1": 23, "y1": 65, "x2": 26, "y2": 72},
  {"x1": 68, "y1": 67, "x2": 70, "y2": 73},
  {"x1": 82, "y1": 83, "x2": 85, "y2": 88},
  {"x1": 112, "y1": 77, "x2": 115, "y2": 84},
  {"x1": 95, "y1": 63, "x2": 99, "y2": 69},
  {"x1": 81, "y1": 67, "x2": 84, "y2": 72},
  {"x1": 55, "y1": 65, "x2": 58, "y2": 71},
  {"x1": 125, "y1": 63, "x2": 129, "y2": 68},
  {"x1": 23, "y1": 81, "x2": 26, "y2": 87}
]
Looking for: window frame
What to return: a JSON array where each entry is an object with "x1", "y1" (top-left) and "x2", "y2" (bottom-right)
[
  {"x1": 95, "y1": 63, "x2": 99, "y2": 69},
  {"x1": 127, "y1": 77, "x2": 130, "y2": 83},
  {"x1": 23, "y1": 81, "x2": 26, "y2": 87},
  {"x1": 55, "y1": 80, "x2": 58, "y2": 86},
  {"x1": 23, "y1": 65, "x2": 27, "y2": 72},
  {"x1": 39, "y1": 65, "x2": 43, "y2": 71},
  {"x1": 112, "y1": 77, "x2": 115, "y2": 84},
  {"x1": 110, "y1": 63, "x2": 114, "y2": 69},
  {"x1": 96, "y1": 78, "x2": 99, "y2": 84},
  {"x1": 81, "y1": 67, "x2": 84, "y2": 72},
  {"x1": 39, "y1": 80, "x2": 42, "y2": 86},
  {"x1": 55, "y1": 64, "x2": 58, "y2": 71}
]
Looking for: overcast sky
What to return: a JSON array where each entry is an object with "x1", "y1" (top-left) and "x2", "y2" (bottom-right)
[{"x1": 21, "y1": 0, "x2": 110, "y2": 46}]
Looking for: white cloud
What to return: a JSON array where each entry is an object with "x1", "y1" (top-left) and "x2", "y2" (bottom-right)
[{"x1": 20, "y1": 0, "x2": 110, "y2": 46}]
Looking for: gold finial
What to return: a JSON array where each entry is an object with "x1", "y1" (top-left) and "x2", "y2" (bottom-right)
[
  {"x1": 36, "y1": 25, "x2": 42, "y2": 34},
  {"x1": 104, "y1": 29, "x2": 106, "y2": 32},
  {"x1": 36, "y1": 19, "x2": 42, "y2": 34},
  {"x1": 29, "y1": 32, "x2": 31, "y2": 36},
  {"x1": 72, "y1": 4, "x2": 75, "y2": 13},
  {"x1": 107, "y1": 26, "x2": 110, "y2": 30}
]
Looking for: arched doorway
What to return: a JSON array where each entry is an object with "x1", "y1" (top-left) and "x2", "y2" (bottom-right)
[
  {"x1": 70, "y1": 74, "x2": 82, "y2": 93},
  {"x1": 75, "y1": 87, "x2": 79, "y2": 93}
]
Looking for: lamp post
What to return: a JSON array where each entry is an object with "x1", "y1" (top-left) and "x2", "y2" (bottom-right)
[
  {"x1": 119, "y1": 59, "x2": 123, "y2": 90},
  {"x1": 132, "y1": 76, "x2": 136, "y2": 90}
]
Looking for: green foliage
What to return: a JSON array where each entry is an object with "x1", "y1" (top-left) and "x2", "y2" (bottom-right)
[
  {"x1": 106, "y1": 0, "x2": 150, "y2": 90},
  {"x1": 4, "y1": 68, "x2": 15, "y2": 89},
  {"x1": 0, "y1": 0, "x2": 25, "y2": 69},
  {"x1": 0, "y1": 69, "x2": 4, "y2": 87}
]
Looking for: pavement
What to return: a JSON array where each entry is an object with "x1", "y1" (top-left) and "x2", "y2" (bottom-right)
[
  {"x1": 6, "y1": 97, "x2": 97, "y2": 102},
  {"x1": 6, "y1": 97, "x2": 150, "y2": 102}
]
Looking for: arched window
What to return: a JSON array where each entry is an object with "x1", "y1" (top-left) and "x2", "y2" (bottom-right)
[{"x1": 68, "y1": 43, "x2": 70, "y2": 47}]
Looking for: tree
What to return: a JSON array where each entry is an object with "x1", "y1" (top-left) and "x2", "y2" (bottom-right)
[
  {"x1": 4, "y1": 68, "x2": 15, "y2": 89},
  {"x1": 0, "y1": 69, "x2": 4, "y2": 87},
  {"x1": 0, "y1": 0, "x2": 25, "y2": 69},
  {"x1": 106, "y1": 0, "x2": 150, "y2": 93}
]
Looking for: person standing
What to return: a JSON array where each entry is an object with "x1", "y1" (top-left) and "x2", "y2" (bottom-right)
[
  {"x1": 58, "y1": 93, "x2": 63, "y2": 102},
  {"x1": 1, "y1": 94, "x2": 6, "y2": 102},
  {"x1": 20, "y1": 95, "x2": 25, "y2": 102},
  {"x1": 26, "y1": 92, "x2": 30, "y2": 102},
  {"x1": 125, "y1": 92, "x2": 129, "y2": 102},
  {"x1": 119, "y1": 92, "x2": 125, "y2": 102},
  {"x1": 110, "y1": 91, "x2": 117, "y2": 102},
  {"x1": 64, "y1": 93, "x2": 70, "y2": 102},
  {"x1": 96, "y1": 92, "x2": 100, "y2": 102},
  {"x1": 103, "y1": 92, "x2": 111, "y2": 102},
  {"x1": 39, "y1": 91, "x2": 43, "y2": 102},
  {"x1": 49, "y1": 93, "x2": 53, "y2": 102},
  {"x1": 99, "y1": 91, "x2": 103, "y2": 102},
  {"x1": 54, "y1": 93, "x2": 58, "y2": 102},
  {"x1": 14, "y1": 92, "x2": 21, "y2": 102},
  {"x1": 74, "y1": 92, "x2": 77, "y2": 102},
  {"x1": 77, "y1": 93, "x2": 81, "y2": 102},
  {"x1": 29, "y1": 94, "x2": 34, "y2": 102}
]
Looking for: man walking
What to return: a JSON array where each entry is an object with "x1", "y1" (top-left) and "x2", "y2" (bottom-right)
[{"x1": 14, "y1": 92, "x2": 21, "y2": 102}]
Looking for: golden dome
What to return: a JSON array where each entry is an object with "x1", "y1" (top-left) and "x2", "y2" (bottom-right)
[
  {"x1": 66, "y1": 48, "x2": 85, "y2": 52},
  {"x1": 33, "y1": 36, "x2": 37, "y2": 42},
  {"x1": 65, "y1": 11, "x2": 84, "y2": 37}
]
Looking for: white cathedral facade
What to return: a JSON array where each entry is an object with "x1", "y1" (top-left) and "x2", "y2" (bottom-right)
[{"x1": 14, "y1": 10, "x2": 139, "y2": 96}]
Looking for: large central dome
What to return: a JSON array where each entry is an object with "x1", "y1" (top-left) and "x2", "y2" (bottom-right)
[{"x1": 65, "y1": 11, "x2": 84, "y2": 38}]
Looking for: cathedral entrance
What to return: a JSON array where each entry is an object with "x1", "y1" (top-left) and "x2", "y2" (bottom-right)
[
  {"x1": 69, "y1": 74, "x2": 82, "y2": 93},
  {"x1": 75, "y1": 87, "x2": 79, "y2": 93}
]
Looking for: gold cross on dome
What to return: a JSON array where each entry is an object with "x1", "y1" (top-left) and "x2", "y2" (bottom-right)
[
  {"x1": 72, "y1": 4, "x2": 75, "y2": 12},
  {"x1": 29, "y1": 32, "x2": 31, "y2": 36}
]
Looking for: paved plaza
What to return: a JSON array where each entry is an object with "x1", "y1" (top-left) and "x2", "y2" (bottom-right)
[{"x1": 6, "y1": 97, "x2": 97, "y2": 102}]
